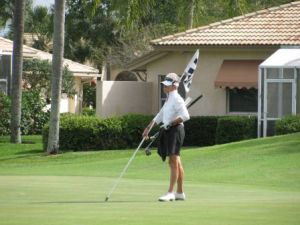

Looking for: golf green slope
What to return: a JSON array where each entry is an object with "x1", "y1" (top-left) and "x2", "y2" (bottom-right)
[{"x1": 0, "y1": 133, "x2": 299, "y2": 225}]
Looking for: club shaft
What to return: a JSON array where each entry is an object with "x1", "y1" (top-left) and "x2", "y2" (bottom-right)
[{"x1": 105, "y1": 123, "x2": 155, "y2": 201}]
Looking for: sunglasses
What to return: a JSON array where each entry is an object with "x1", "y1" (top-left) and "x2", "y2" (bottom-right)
[{"x1": 164, "y1": 77, "x2": 178, "y2": 84}]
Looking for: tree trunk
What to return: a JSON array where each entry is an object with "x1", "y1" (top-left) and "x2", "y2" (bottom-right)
[
  {"x1": 47, "y1": 0, "x2": 66, "y2": 155},
  {"x1": 10, "y1": 0, "x2": 25, "y2": 144},
  {"x1": 187, "y1": 0, "x2": 195, "y2": 29}
]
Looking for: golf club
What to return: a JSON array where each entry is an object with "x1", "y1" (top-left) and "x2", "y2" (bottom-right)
[{"x1": 104, "y1": 122, "x2": 155, "y2": 202}]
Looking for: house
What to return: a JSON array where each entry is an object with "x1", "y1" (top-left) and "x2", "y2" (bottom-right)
[
  {"x1": 97, "y1": 1, "x2": 300, "y2": 120},
  {"x1": 0, "y1": 37, "x2": 100, "y2": 114}
]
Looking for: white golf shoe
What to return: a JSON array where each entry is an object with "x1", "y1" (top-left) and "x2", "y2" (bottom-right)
[
  {"x1": 175, "y1": 192, "x2": 186, "y2": 201},
  {"x1": 158, "y1": 192, "x2": 175, "y2": 202}
]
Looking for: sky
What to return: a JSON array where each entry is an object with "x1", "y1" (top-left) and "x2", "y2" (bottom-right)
[{"x1": 33, "y1": 0, "x2": 55, "y2": 7}]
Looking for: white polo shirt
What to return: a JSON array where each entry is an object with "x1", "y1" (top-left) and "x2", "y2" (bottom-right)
[{"x1": 153, "y1": 90, "x2": 190, "y2": 125}]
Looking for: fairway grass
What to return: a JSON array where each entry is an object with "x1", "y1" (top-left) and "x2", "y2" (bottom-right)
[{"x1": 0, "y1": 134, "x2": 300, "y2": 225}]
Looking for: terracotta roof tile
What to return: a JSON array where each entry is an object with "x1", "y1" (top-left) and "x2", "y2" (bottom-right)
[{"x1": 151, "y1": 1, "x2": 300, "y2": 46}]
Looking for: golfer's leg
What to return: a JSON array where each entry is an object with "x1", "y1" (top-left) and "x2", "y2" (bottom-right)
[
  {"x1": 168, "y1": 155, "x2": 179, "y2": 193},
  {"x1": 177, "y1": 157, "x2": 184, "y2": 193}
]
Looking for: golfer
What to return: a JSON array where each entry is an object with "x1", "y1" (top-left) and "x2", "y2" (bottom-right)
[{"x1": 143, "y1": 73, "x2": 190, "y2": 202}]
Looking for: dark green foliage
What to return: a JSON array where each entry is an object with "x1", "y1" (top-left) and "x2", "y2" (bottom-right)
[
  {"x1": 275, "y1": 114, "x2": 300, "y2": 135},
  {"x1": 0, "y1": 90, "x2": 50, "y2": 136},
  {"x1": 120, "y1": 114, "x2": 159, "y2": 148},
  {"x1": 21, "y1": 90, "x2": 50, "y2": 135},
  {"x1": 23, "y1": 59, "x2": 77, "y2": 101},
  {"x1": 215, "y1": 116, "x2": 257, "y2": 144},
  {"x1": 82, "y1": 108, "x2": 96, "y2": 116},
  {"x1": 184, "y1": 116, "x2": 221, "y2": 147},
  {"x1": 41, "y1": 114, "x2": 260, "y2": 151},
  {"x1": 42, "y1": 115, "x2": 126, "y2": 151},
  {"x1": 83, "y1": 84, "x2": 96, "y2": 108},
  {"x1": 42, "y1": 114, "x2": 159, "y2": 151},
  {"x1": 0, "y1": 93, "x2": 11, "y2": 135}
]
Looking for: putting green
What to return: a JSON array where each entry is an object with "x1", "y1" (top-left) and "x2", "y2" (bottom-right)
[
  {"x1": 0, "y1": 176, "x2": 299, "y2": 225},
  {"x1": 1, "y1": 133, "x2": 300, "y2": 225}
]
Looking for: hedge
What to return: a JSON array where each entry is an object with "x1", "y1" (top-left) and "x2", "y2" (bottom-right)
[
  {"x1": 0, "y1": 90, "x2": 50, "y2": 136},
  {"x1": 184, "y1": 116, "x2": 221, "y2": 147},
  {"x1": 42, "y1": 114, "x2": 259, "y2": 151},
  {"x1": 215, "y1": 116, "x2": 257, "y2": 144},
  {"x1": 43, "y1": 115, "x2": 126, "y2": 151},
  {"x1": 275, "y1": 114, "x2": 300, "y2": 135},
  {"x1": 120, "y1": 114, "x2": 159, "y2": 148},
  {"x1": 42, "y1": 114, "x2": 159, "y2": 151},
  {"x1": 82, "y1": 108, "x2": 96, "y2": 117}
]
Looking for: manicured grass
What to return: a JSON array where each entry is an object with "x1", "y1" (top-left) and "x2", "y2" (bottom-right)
[{"x1": 0, "y1": 133, "x2": 300, "y2": 225}]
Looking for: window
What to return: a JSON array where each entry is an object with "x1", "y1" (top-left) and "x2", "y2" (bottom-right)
[
  {"x1": 227, "y1": 88, "x2": 258, "y2": 113},
  {"x1": 158, "y1": 75, "x2": 186, "y2": 109}
]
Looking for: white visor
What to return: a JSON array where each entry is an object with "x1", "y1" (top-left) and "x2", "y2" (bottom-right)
[{"x1": 161, "y1": 78, "x2": 179, "y2": 87}]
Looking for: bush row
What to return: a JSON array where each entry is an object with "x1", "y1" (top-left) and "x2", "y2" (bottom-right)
[
  {"x1": 42, "y1": 114, "x2": 258, "y2": 151},
  {"x1": 275, "y1": 114, "x2": 300, "y2": 135},
  {"x1": 0, "y1": 90, "x2": 50, "y2": 136}
]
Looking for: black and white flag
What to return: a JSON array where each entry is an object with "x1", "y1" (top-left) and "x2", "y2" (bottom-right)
[{"x1": 182, "y1": 49, "x2": 199, "y2": 93}]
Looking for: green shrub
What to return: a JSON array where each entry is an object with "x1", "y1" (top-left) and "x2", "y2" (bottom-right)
[
  {"x1": 184, "y1": 116, "x2": 221, "y2": 147},
  {"x1": 21, "y1": 90, "x2": 50, "y2": 135},
  {"x1": 82, "y1": 108, "x2": 96, "y2": 116},
  {"x1": 43, "y1": 115, "x2": 126, "y2": 151},
  {"x1": 120, "y1": 114, "x2": 159, "y2": 148},
  {"x1": 0, "y1": 94, "x2": 11, "y2": 136},
  {"x1": 83, "y1": 84, "x2": 96, "y2": 108},
  {"x1": 215, "y1": 116, "x2": 257, "y2": 144},
  {"x1": 42, "y1": 114, "x2": 160, "y2": 151},
  {"x1": 275, "y1": 114, "x2": 300, "y2": 135},
  {"x1": 0, "y1": 90, "x2": 50, "y2": 136}
]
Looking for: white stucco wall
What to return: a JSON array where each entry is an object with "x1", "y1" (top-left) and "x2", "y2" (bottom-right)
[
  {"x1": 96, "y1": 81, "x2": 152, "y2": 117},
  {"x1": 68, "y1": 77, "x2": 82, "y2": 114},
  {"x1": 147, "y1": 47, "x2": 278, "y2": 116}
]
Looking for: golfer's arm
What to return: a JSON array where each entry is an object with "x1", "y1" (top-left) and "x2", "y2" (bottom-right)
[
  {"x1": 146, "y1": 120, "x2": 156, "y2": 130},
  {"x1": 170, "y1": 117, "x2": 183, "y2": 125}
]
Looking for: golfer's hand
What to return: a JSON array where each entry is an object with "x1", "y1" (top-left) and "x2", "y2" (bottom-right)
[
  {"x1": 142, "y1": 127, "x2": 150, "y2": 140},
  {"x1": 163, "y1": 121, "x2": 172, "y2": 130}
]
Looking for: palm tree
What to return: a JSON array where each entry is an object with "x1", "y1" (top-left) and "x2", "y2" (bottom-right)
[
  {"x1": 47, "y1": 0, "x2": 66, "y2": 155},
  {"x1": 10, "y1": 0, "x2": 25, "y2": 144},
  {"x1": 0, "y1": 0, "x2": 33, "y2": 34},
  {"x1": 24, "y1": 6, "x2": 54, "y2": 52}
]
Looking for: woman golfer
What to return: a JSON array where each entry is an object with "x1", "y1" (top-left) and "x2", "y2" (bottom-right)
[{"x1": 143, "y1": 73, "x2": 190, "y2": 202}]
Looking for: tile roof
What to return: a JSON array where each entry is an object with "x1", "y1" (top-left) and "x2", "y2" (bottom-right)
[
  {"x1": 0, "y1": 37, "x2": 99, "y2": 76},
  {"x1": 34, "y1": 50, "x2": 99, "y2": 76},
  {"x1": 0, "y1": 37, "x2": 37, "y2": 54},
  {"x1": 151, "y1": 1, "x2": 300, "y2": 46}
]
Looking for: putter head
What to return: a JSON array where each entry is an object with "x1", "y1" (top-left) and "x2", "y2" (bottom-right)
[{"x1": 145, "y1": 148, "x2": 151, "y2": 156}]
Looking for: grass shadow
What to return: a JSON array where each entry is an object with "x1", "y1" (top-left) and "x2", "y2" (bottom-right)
[{"x1": 15, "y1": 149, "x2": 44, "y2": 155}]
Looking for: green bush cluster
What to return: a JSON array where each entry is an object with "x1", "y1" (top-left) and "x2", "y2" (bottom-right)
[
  {"x1": 43, "y1": 115, "x2": 125, "y2": 151},
  {"x1": 82, "y1": 108, "x2": 96, "y2": 116},
  {"x1": 215, "y1": 116, "x2": 257, "y2": 144},
  {"x1": 0, "y1": 94, "x2": 11, "y2": 135},
  {"x1": 120, "y1": 114, "x2": 160, "y2": 148},
  {"x1": 42, "y1": 114, "x2": 160, "y2": 151},
  {"x1": 275, "y1": 114, "x2": 300, "y2": 135},
  {"x1": 42, "y1": 114, "x2": 259, "y2": 151},
  {"x1": 184, "y1": 116, "x2": 221, "y2": 147},
  {"x1": 0, "y1": 90, "x2": 50, "y2": 136}
]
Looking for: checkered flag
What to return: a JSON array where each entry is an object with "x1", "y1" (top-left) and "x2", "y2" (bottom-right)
[{"x1": 182, "y1": 49, "x2": 199, "y2": 93}]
